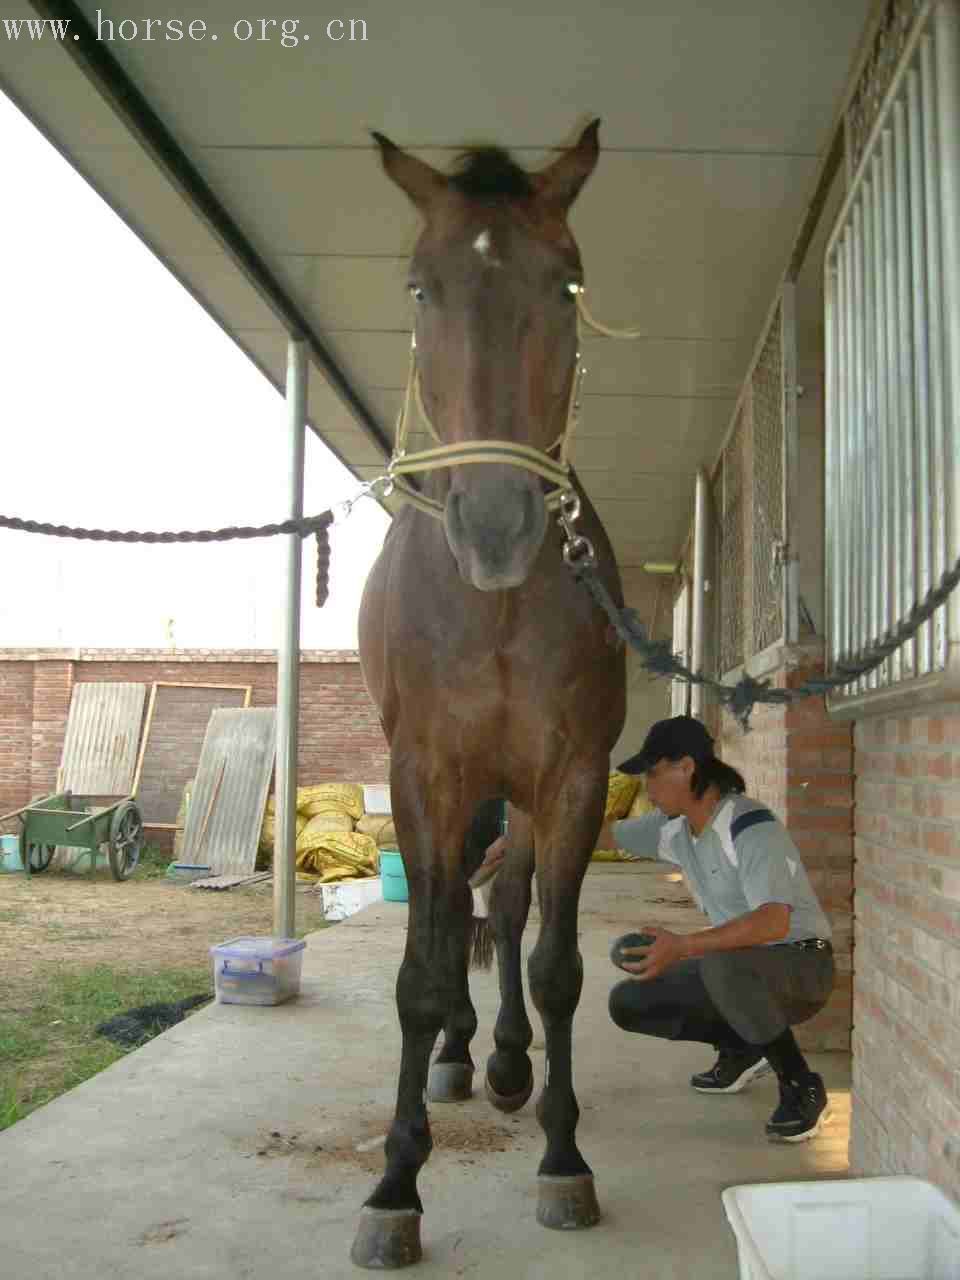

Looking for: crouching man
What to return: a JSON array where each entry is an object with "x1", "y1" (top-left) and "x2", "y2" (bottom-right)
[{"x1": 601, "y1": 715, "x2": 834, "y2": 1142}]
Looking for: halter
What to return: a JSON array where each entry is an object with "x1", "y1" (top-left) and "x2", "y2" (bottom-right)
[{"x1": 386, "y1": 288, "x2": 635, "y2": 520}]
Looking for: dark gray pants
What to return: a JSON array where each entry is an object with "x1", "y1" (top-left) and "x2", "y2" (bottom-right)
[{"x1": 608, "y1": 945, "x2": 835, "y2": 1047}]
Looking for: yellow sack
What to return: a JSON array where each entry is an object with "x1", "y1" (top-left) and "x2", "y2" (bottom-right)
[
  {"x1": 296, "y1": 784, "x2": 364, "y2": 820},
  {"x1": 301, "y1": 799, "x2": 355, "y2": 820},
  {"x1": 259, "y1": 812, "x2": 310, "y2": 855},
  {"x1": 266, "y1": 783, "x2": 365, "y2": 820},
  {"x1": 296, "y1": 813, "x2": 354, "y2": 852},
  {"x1": 357, "y1": 814, "x2": 397, "y2": 846},
  {"x1": 295, "y1": 831, "x2": 378, "y2": 881},
  {"x1": 605, "y1": 771, "x2": 641, "y2": 820}
]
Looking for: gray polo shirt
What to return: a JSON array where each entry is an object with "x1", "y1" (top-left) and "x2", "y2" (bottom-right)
[{"x1": 612, "y1": 794, "x2": 831, "y2": 945}]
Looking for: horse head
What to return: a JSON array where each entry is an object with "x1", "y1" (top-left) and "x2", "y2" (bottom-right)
[{"x1": 374, "y1": 122, "x2": 600, "y2": 591}]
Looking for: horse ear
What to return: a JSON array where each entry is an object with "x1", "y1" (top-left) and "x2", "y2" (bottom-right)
[
  {"x1": 372, "y1": 132, "x2": 447, "y2": 213},
  {"x1": 533, "y1": 119, "x2": 601, "y2": 213}
]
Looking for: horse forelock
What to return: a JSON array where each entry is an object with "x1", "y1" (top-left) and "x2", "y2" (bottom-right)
[{"x1": 449, "y1": 147, "x2": 534, "y2": 200}]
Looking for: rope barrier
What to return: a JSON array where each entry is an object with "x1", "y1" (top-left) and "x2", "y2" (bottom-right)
[{"x1": 0, "y1": 511, "x2": 334, "y2": 609}]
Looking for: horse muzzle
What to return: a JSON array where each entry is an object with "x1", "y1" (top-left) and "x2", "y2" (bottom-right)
[{"x1": 443, "y1": 470, "x2": 548, "y2": 591}]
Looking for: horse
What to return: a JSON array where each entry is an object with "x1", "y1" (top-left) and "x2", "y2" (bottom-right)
[{"x1": 353, "y1": 120, "x2": 626, "y2": 1269}]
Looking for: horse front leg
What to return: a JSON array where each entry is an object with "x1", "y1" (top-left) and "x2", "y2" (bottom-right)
[
  {"x1": 351, "y1": 770, "x2": 475, "y2": 1270},
  {"x1": 485, "y1": 808, "x2": 536, "y2": 1111},
  {"x1": 528, "y1": 765, "x2": 607, "y2": 1231}
]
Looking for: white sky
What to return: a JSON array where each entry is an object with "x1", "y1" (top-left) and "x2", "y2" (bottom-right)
[{"x1": 0, "y1": 90, "x2": 390, "y2": 650}]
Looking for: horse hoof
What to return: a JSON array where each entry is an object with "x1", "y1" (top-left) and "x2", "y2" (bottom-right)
[
  {"x1": 427, "y1": 1061, "x2": 474, "y2": 1103},
  {"x1": 484, "y1": 1071, "x2": 534, "y2": 1113},
  {"x1": 350, "y1": 1208, "x2": 422, "y2": 1269},
  {"x1": 536, "y1": 1174, "x2": 601, "y2": 1230}
]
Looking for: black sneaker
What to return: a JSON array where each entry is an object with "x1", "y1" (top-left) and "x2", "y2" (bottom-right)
[
  {"x1": 690, "y1": 1047, "x2": 772, "y2": 1093},
  {"x1": 766, "y1": 1072, "x2": 830, "y2": 1141}
]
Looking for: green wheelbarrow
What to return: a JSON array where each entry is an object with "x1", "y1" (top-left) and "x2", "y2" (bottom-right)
[{"x1": 0, "y1": 792, "x2": 144, "y2": 881}]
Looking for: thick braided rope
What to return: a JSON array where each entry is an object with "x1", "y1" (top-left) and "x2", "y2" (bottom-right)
[
  {"x1": 0, "y1": 511, "x2": 333, "y2": 543},
  {"x1": 572, "y1": 550, "x2": 960, "y2": 730},
  {"x1": 0, "y1": 511, "x2": 334, "y2": 608}
]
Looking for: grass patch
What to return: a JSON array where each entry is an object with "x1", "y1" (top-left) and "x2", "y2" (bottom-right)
[
  {"x1": 0, "y1": 1081, "x2": 22, "y2": 1128},
  {"x1": 133, "y1": 843, "x2": 171, "y2": 881},
  {"x1": 0, "y1": 963, "x2": 210, "y2": 1132}
]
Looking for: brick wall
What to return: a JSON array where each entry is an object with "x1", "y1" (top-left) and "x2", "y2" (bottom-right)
[
  {"x1": 718, "y1": 656, "x2": 855, "y2": 1052},
  {"x1": 850, "y1": 709, "x2": 960, "y2": 1201},
  {"x1": 0, "y1": 650, "x2": 389, "y2": 844},
  {"x1": 0, "y1": 661, "x2": 33, "y2": 814}
]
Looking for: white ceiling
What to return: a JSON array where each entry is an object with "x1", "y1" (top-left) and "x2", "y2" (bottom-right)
[{"x1": 0, "y1": 0, "x2": 873, "y2": 566}]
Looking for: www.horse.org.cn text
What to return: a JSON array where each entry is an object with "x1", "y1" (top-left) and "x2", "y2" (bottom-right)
[{"x1": 1, "y1": 15, "x2": 369, "y2": 46}]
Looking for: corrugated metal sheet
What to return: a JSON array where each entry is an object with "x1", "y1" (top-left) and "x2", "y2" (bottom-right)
[
  {"x1": 135, "y1": 683, "x2": 250, "y2": 825},
  {"x1": 182, "y1": 708, "x2": 276, "y2": 877},
  {"x1": 59, "y1": 683, "x2": 147, "y2": 796}
]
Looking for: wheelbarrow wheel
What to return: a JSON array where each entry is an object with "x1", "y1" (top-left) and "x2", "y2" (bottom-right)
[
  {"x1": 109, "y1": 801, "x2": 144, "y2": 881},
  {"x1": 18, "y1": 831, "x2": 55, "y2": 874}
]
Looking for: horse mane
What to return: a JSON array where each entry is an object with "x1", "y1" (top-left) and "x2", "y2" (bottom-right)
[{"x1": 449, "y1": 147, "x2": 534, "y2": 199}]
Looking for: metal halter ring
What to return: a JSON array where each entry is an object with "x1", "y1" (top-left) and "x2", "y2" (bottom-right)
[
  {"x1": 562, "y1": 535, "x2": 597, "y2": 569},
  {"x1": 558, "y1": 490, "x2": 581, "y2": 524}
]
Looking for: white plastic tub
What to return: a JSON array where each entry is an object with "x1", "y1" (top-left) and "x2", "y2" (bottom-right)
[
  {"x1": 211, "y1": 936, "x2": 306, "y2": 1006},
  {"x1": 722, "y1": 1177, "x2": 960, "y2": 1280},
  {"x1": 320, "y1": 875, "x2": 383, "y2": 921}
]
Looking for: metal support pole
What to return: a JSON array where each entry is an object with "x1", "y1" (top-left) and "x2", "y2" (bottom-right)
[
  {"x1": 274, "y1": 337, "x2": 307, "y2": 940},
  {"x1": 691, "y1": 469, "x2": 708, "y2": 720}
]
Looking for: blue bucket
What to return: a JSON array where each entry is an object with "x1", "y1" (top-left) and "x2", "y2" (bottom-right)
[
  {"x1": 379, "y1": 849, "x2": 408, "y2": 902},
  {"x1": 0, "y1": 834, "x2": 23, "y2": 874}
]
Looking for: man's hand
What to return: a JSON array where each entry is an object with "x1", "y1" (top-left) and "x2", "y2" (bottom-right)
[
  {"x1": 620, "y1": 926, "x2": 688, "y2": 981},
  {"x1": 596, "y1": 820, "x2": 618, "y2": 850},
  {"x1": 469, "y1": 833, "x2": 507, "y2": 888}
]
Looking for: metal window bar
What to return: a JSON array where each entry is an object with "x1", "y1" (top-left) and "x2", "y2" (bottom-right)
[
  {"x1": 671, "y1": 581, "x2": 692, "y2": 716},
  {"x1": 750, "y1": 304, "x2": 785, "y2": 655},
  {"x1": 719, "y1": 413, "x2": 746, "y2": 675},
  {"x1": 825, "y1": 1, "x2": 960, "y2": 703}
]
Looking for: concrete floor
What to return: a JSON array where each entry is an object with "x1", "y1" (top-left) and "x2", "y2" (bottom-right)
[{"x1": 1, "y1": 863, "x2": 851, "y2": 1279}]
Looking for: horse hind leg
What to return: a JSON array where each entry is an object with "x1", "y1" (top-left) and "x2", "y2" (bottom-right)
[
  {"x1": 427, "y1": 797, "x2": 501, "y2": 1104},
  {"x1": 427, "y1": 900, "x2": 477, "y2": 1104},
  {"x1": 485, "y1": 810, "x2": 536, "y2": 1113}
]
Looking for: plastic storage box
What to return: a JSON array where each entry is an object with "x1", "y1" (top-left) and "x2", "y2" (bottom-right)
[
  {"x1": 0, "y1": 834, "x2": 22, "y2": 873},
  {"x1": 722, "y1": 1176, "x2": 960, "y2": 1280},
  {"x1": 379, "y1": 849, "x2": 408, "y2": 902},
  {"x1": 211, "y1": 936, "x2": 306, "y2": 1006}
]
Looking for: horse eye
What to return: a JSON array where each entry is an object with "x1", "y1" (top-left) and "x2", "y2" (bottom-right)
[{"x1": 408, "y1": 284, "x2": 426, "y2": 303}]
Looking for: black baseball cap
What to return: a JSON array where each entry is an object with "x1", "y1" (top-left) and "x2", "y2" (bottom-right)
[{"x1": 617, "y1": 715, "x2": 715, "y2": 775}]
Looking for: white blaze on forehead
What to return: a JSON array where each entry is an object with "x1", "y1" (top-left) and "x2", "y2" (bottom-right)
[{"x1": 472, "y1": 228, "x2": 501, "y2": 266}]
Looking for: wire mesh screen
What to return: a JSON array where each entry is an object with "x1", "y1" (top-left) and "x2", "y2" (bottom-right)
[
  {"x1": 825, "y1": 1, "x2": 957, "y2": 701},
  {"x1": 751, "y1": 304, "x2": 785, "y2": 654},
  {"x1": 719, "y1": 411, "x2": 745, "y2": 674},
  {"x1": 846, "y1": 0, "x2": 924, "y2": 175}
]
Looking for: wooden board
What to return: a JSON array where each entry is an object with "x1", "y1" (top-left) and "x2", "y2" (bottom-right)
[{"x1": 181, "y1": 708, "x2": 276, "y2": 878}]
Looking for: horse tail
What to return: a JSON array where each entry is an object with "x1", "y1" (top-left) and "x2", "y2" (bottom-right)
[
  {"x1": 469, "y1": 914, "x2": 495, "y2": 970},
  {"x1": 463, "y1": 796, "x2": 506, "y2": 972}
]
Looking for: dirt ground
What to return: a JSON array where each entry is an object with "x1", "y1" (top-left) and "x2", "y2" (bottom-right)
[{"x1": 0, "y1": 868, "x2": 331, "y2": 991}]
